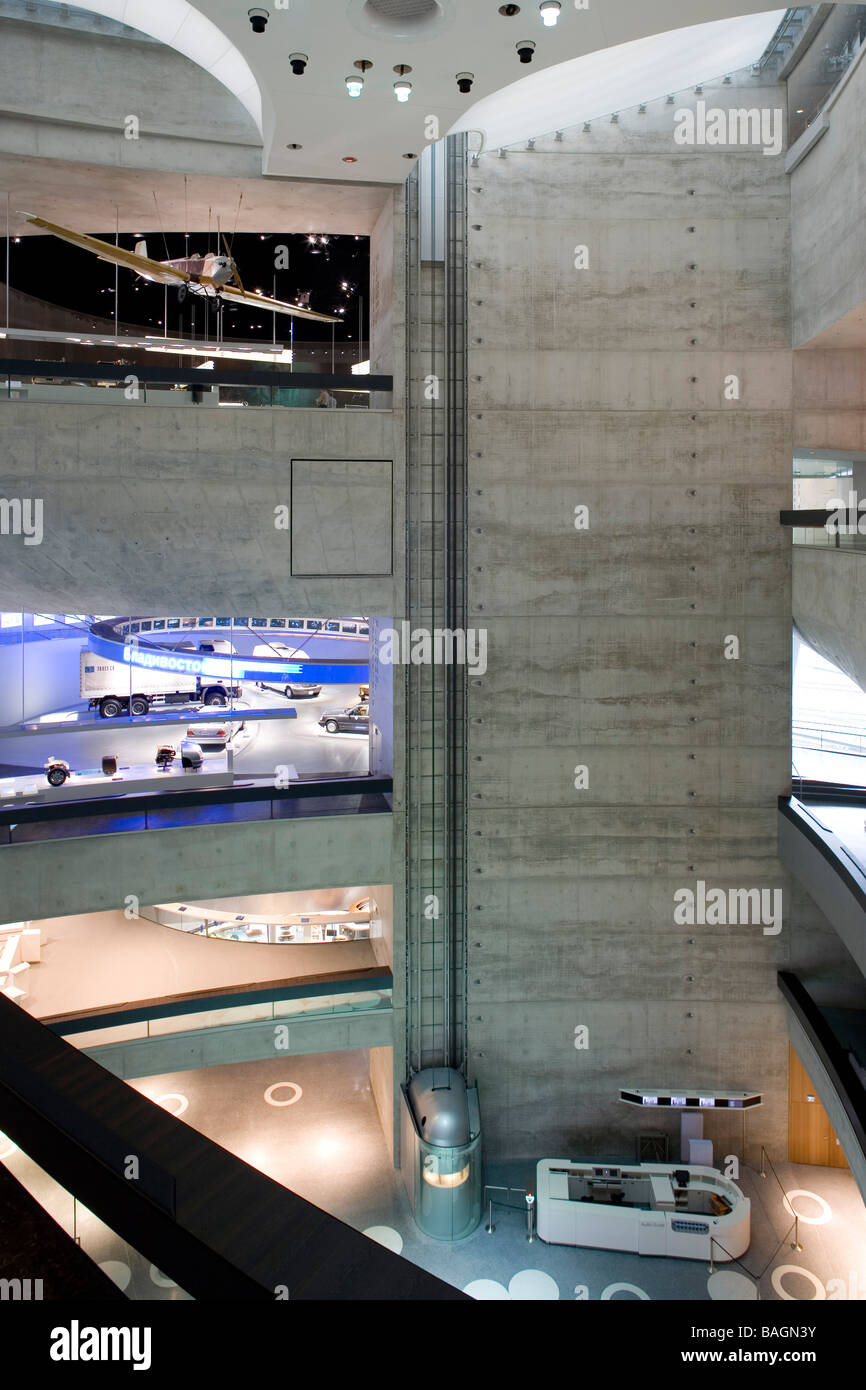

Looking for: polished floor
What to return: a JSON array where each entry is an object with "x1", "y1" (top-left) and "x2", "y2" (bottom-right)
[{"x1": 2, "y1": 1049, "x2": 865, "y2": 1301}]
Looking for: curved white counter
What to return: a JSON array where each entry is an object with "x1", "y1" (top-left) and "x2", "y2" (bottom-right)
[{"x1": 536, "y1": 1159, "x2": 749, "y2": 1262}]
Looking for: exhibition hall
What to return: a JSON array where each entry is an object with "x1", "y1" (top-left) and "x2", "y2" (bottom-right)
[{"x1": 0, "y1": 0, "x2": 865, "y2": 1357}]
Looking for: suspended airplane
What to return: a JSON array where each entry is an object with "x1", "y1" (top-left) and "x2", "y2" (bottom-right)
[{"x1": 18, "y1": 213, "x2": 339, "y2": 323}]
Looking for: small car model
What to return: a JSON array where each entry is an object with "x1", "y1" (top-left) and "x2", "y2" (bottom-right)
[
  {"x1": 255, "y1": 679, "x2": 321, "y2": 698},
  {"x1": 318, "y1": 702, "x2": 369, "y2": 734},
  {"x1": 44, "y1": 758, "x2": 71, "y2": 787},
  {"x1": 180, "y1": 738, "x2": 203, "y2": 770},
  {"x1": 155, "y1": 744, "x2": 176, "y2": 770},
  {"x1": 359, "y1": 682, "x2": 370, "y2": 700}
]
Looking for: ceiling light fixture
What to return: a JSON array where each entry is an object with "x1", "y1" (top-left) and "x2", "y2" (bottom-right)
[
  {"x1": 248, "y1": 7, "x2": 269, "y2": 33},
  {"x1": 539, "y1": 1, "x2": 560, "y2": 25},
  {"x1": 342, "y1": 155, "x2": 358, "y2": 162},
  {"x1": 346, "y1": 75, "x2": 364, "y2": 97},
  {"x1": 289, "y1": 52, "x2": 308, "y2": 76},
  {"x1": 456, "y1": 71, "x2": 474, "y2": 94},
  {"x1": 516, "y1": 38, "x2": 536, "y2": 63},
  {"x1": 394, "y1": 76, "x2": 413, "y2": 102},
  {"x1": 499, "y1": 3, "x2": 520, "y2": 13}
]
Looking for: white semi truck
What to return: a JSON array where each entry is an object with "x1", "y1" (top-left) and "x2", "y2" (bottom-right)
[{"x1": 80, "y1": 651, "x2": 241, "y2": 719}]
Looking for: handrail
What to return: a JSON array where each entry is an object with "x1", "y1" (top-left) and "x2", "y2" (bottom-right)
[
  {"x1": 777, "y1": 970, "x2": 866, "y2": 1163},
  {"x1": 780, "y1": 509, "x2": 835, "y2": 526},
  {"x1": 44, "y1": 973, "x2": 394, "y2": 1034},
  {"x1": 779, "y1": 793, "x2": 866, "y2": 913},
  {"x1": 0, "y1": 773, "x2": 392, "y2": 832},
  {"x1": 0, "y1": 357, "x2": 392, "y2": 393}
]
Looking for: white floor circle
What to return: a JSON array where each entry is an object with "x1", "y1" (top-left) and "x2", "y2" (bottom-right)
[
  {"x1": 783, "y1": 1190, "x2": 832, "y2": 1225},
  {"x1": 771, "y1": 1265, "x2": 826, "y2": 1301},
  {"x1": 464, "y1": 1279, "x2": 510, "y2": 1300},
  {"x1": 708, "y1": 1270, "x2": 758, "y2": 1300},
  {"x1": 264, "y1": 1082, "x2": 303, "y2": 1108},
  {"x1": 149, "y1": 1266, "x2": 177, "y2": 1288},
  {"x1": 0, "y1": 1131, "x2": 16, "y2": 1160},
  {"x1": 99, "y1": 1260, "x2": 132, "y2": 1291},
  {"x1": 508, "y1": 1269, "x2": 560, "y2": 1300},
  {"x1": 363, "y1": 1225, "x2": 403, "y2": 1254},
  {"x1": 156, "y1": 1093, "x2": 188, "y2": 1116},
  {"x1": 601, "y1": 1282, "x2": 651, "y2": 1300}
]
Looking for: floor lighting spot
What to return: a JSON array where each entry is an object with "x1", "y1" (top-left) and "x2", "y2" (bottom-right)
[
  {"x1": 601, "y1": 1282, "x2": 650, "y2": 1300},
  {"x1": 156, "y1": 1093, "x2": 188, "y2": 1116},
  {"x1": 708, "y1": 1270, "x2": 757, "y2": 1300},
  {"x1": 363, "y1": 1225, "x2": 403, "y2": 1254},
  {"x1": 99, "y1": 1260, "x2": 132, "y2": 1291},
  {"x1": 783, "y1": 1189, "x2": 832, "y2": 1225},
  {"x1": 771, "y1": 1264, "x2": 826, "y2": 1301},
  {"x1": 150, "y1": 1266, "x2": 177, "y2": 1288},
  {"x1": 508, "y1": 1269, "x2": 559, "y2": 1300},
  {"x1": 464, "y1": 1279, "x2": 510, "y2": 1299},
  {"x1": 264, "y1": 1081, "x2": 303, "y2": 1107}
]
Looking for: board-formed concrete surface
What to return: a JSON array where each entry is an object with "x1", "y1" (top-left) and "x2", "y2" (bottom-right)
[{"x1": 462, "y1": 71, "x2": 794, "y2": 1161}]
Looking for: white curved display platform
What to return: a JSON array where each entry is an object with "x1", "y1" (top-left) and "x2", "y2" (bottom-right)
[{"x1": 536, "y1": 1160, "x2": 750, "y2": 1262}]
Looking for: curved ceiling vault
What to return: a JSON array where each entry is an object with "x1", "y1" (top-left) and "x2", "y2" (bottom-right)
[{"x1": 42, "y1": 0, "x2": 794, "y2": 182}]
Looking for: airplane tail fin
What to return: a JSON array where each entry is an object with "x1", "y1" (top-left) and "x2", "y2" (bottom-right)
[{"x1": 134, "y1": 239, "x2": 147, "y2": 258}]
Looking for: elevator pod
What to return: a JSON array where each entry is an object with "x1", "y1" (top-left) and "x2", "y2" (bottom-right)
[{"x1": 400, "y1": 1067, "x2": 482, "y2": 1240}]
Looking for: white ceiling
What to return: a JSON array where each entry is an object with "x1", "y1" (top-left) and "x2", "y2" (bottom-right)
[{"x1": 36, "y1": 0, "x2": 792, "y2": 183}]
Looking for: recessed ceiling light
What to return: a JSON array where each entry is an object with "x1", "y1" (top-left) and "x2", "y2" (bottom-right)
[
  {"x1": 402, "y1": 152, "x2": 417, "y2": 159},
  {"x1": 539, "y1": 1, "x2": 560, "y2": 24},
  {"x1": 499, "y1": 3, "x2": 520, "y2": 13},
  {"x1": 286, "y1": 143, "x2": 303, "y2": 149},
  {"x1": 342, "y1": 156, "x2": 358, "y2": 163}
]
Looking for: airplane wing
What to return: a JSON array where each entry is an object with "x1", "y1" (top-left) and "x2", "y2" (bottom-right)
[
  {"x1": 19, "y1": 214, "x2": 191, "y2": 285},
  {"x1": 218, "y1": 283, "x2": 338, "y2": 323}
]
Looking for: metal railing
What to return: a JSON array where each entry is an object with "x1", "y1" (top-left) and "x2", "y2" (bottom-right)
[
  {"x1": 0, "y1": 773, "x2": 392, "y2": 844},
  {"x1": 0, "y1": 358, "x2": 392, "y2": 409}
]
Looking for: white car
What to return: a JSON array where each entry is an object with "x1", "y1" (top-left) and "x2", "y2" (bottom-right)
[{"x1": 186, "y1": 719, "x2": 240, "y2": 751}]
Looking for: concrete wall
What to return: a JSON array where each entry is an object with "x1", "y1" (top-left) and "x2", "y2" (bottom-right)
[
  {"x1": 0, "y1": 403, "x2": 402, "y2": 614},
  {"x1": 793, "y1": 547, "x2": 866, "y2": 695},
  {"x1": 0, "y1": 812, "x2": 393, "y2": 923},
  {"x1": 0, "y1": 14, "x2": 260, "y2": 176},
  {"x1": 790, "y1": 46, "x2": 866, "y2": 349},
  {"x1": 369, "y1": 1044, "x2": 395, "y2": 1163},
  {"x1": 464, "y1": 72, "x2": 794, "y2": 1162}
]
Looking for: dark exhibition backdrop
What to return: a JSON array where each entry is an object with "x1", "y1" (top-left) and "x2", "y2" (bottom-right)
[{"x1": 7, "y1": 230, "x2": 370, "y2": 344}]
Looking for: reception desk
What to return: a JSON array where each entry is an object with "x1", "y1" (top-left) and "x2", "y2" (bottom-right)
[{"x1": 536, "y1": 1160, "x2": 750, "y2": 1262}]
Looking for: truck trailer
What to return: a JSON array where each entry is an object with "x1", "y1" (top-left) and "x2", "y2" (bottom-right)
[{"x1": 80, "y1": 651, "x2": 240, "y2": 719}]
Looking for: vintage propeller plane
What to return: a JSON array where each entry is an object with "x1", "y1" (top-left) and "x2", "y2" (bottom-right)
[{"x1": 18, "y1": 213, "x2": 338, "y2": 323}]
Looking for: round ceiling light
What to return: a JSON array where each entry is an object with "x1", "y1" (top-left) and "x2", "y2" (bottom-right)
[{"x1": 348, "y1": 0, "x2": 453, "y2": 40}]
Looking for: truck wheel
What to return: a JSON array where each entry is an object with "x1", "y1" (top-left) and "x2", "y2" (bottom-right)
[
  {"x1": 204, "y1": 689, "x2": 228, "y2": 707},
  {"x1": 130, "y1": 696, "x2": 148, "y2": 716},
  {"x1": 100, "y1": 697, "x2": 123, "y2": 719},
  {"x1": 325, "y1": 719, "x2": 339, "y2": 733}
]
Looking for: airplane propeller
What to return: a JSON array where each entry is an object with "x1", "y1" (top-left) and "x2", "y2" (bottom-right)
[{"x1": 222, "y1": 233, "x2": 246, "y2": 294}]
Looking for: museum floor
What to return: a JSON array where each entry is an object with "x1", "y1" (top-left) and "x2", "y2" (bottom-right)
[{"x1": 2, "y1": 1050, "x2": 863, "y2": 1302}]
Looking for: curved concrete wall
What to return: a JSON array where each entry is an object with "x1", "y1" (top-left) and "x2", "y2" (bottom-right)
[
  {"x1": 791, "y1": 44, "x2": 866, "y2": 348},
  {"x1": 0, "y1": 15, "x2": 260, "y2": 176},
  {"x1": 793, "y1": 546, "x2": 866, "y2": 694}
]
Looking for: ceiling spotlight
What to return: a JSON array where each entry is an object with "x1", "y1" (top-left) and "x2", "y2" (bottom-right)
[
  {"x1": 499, "y1": 3, "x2": 520, "y2": 12},
  {"x1": 394, "y1": 77, "x2": 412, "y2": 102},
  {"x1": 289, "y1": 52, "x2": 308, "y2": 76},
  {"x1": 342, "y1": 156, "x2": 358, "y2": 163},
  {"x1": 346, "y1": 75, "x2": 364, "y2": 97},
  {"x1": 402, "y1": 152, "x2": 417, "y2": 159},
  {"x1": 248, "y1": 7, "x2": 269, "y2": 33},
  {"x1": 456, "y1": 71, "x2": 474, "y2": 94},
  {"x1": 539, "y1": 1, "x2": 560, "y2": 24},
  {"x1": 516, "y1": 39, "x2": 536, "y2": 63},
  {"x1": 286, "y1": 142, "x2": 302, "y2": 149}
]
